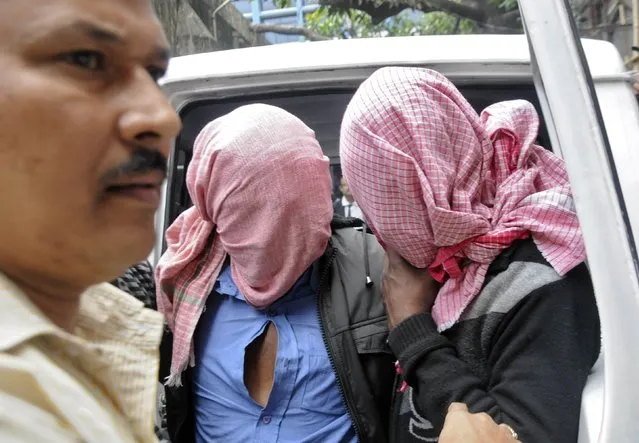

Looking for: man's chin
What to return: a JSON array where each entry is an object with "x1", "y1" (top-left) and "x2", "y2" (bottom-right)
[
  {"x1": 100, "y1": 236, "x2": 155, "y2": 279},
  {"x1": 99, "y1": 254, "x2": 152, "y2": 285}
]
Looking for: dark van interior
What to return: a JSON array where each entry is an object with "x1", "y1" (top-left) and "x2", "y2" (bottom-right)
[{"x1": 166, "y1": 84, "x2": 551, "y2": 231}]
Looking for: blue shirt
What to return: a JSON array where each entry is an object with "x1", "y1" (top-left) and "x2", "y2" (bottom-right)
[{"x1": 193, "y1": 262, "x2": 357, "y2": 443}]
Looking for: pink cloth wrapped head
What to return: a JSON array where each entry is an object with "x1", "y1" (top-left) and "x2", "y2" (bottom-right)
[
  {"x1": 340, "y1": 67, "x2": 585, "y2": 331},
  {"x1": 156, "y1": 104, "x2": 333, "y2": 385}
]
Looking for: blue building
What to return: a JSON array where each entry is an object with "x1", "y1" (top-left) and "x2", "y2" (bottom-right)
[{"x1": 233, "y1": 0, "x2": 321, "y2": 44}]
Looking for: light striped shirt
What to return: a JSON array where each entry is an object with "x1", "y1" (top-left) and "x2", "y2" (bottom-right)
[{"x1": 0, "y1": 272, "x2": 164, "y2": 442}]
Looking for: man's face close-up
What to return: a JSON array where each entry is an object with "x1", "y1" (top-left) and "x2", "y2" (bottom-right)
[{"x1": 0, "y1": 0, "x2": 181, "y2": 288}]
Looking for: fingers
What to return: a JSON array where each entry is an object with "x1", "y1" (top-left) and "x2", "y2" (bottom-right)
[
  {"x1": 498, "y1": 423, "x2": 520, "y2": 441},
  {"x1": 384, "y1": 248, "x2": 403, "y2": 263},
  {"x1": 384, "y1": 248, "x2": 416, "y2": 268},
  {"x1": 498, "y1": 424, "x2": 510, "y2": 433},
  {"x1": 447, "y1": 402, "x2": 468, "y2": 413},
  {"x1": 475, "y1": 412, "x2": 493, "y2": 424},
  {"x1": 443, "y1": 403, "x2": 520, "y2": 442}
]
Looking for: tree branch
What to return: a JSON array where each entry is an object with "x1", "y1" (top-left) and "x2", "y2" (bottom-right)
[
  {"x1": 417, "y1": 0, "x2": 487, "y2": 22},
  {"x1": 494, "y1": 8, "x2": 520, "y2": 23},
  {"x1": 318, "y1": 0, "x2": 426, "y2": 23},
  {"x1": 318, "y1": 0, "x2": 517, "y2": 28},
  {"x1": 250, "y1": 23, "x2": 330, "y2": 41},
  {"x1": 452, "y1": 16, "x2": 461, "y2": 34}
]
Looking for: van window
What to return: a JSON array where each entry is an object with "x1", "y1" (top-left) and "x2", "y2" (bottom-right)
[{"x1": 169, "y1": 84, "x2": 551, "y2": 224}]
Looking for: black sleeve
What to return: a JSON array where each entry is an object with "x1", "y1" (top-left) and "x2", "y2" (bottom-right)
[
  {"x1": 110, "y1": 260, "x2": 157, "y2": 310},
  {"x1": 387, "y1": 264, "x2": 601, "y2": 443}
]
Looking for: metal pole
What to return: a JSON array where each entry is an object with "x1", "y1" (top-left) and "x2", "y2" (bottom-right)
[
  {"x1": 296, "y1": 0, "x2": 304, "y2": 26},
  {"x1": 212, "y1": 0, "x2": 233, "y2": 41},
  {"x1": 243, "y1": 4, "x2": 321, "y2": 21},
  {"x1": 518, "y1": 0, "x2": 639, "y2": 440},
  {"x1": 634, "y1": 0, "x2": 639, "y2": 69},
  {"x1": 296, "y1": 0, "x2": 304, "y2": 41},
  {"x1": 251, "y1": 0, "x2": 263, "y2": 24}
]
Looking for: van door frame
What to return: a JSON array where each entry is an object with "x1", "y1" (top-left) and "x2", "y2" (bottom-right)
[{"x1": 518, "y1": 0, "x2": 639, "y2": 441}]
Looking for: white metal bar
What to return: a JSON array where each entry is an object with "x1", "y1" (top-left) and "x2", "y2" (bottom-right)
[
  {"x1": 251, "y1": 0, "x2": 263, "y2": 24},
  {"x1": 518, "y1": 0, "x2": 639, "y2": 441},
  {"x1": 243, "y1": 4, "x2": 321, "y2": 21},
  {"x1": 296, "y1": 0, "x2": 305, "y2": 26}
]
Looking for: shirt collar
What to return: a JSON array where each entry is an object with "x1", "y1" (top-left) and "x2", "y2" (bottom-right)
[
  {"x1": 0, "y1": 272, "x2": 60, "y2": 351},
  {"x1": 0, "y1": 272, "x2": 164, "y2": 440},
  {"x1": 0, "y1": 272, "x2": 163, "y2": 352},
  {"x1": 215, "y1": 260, "x2": 321, "y2": 302}
]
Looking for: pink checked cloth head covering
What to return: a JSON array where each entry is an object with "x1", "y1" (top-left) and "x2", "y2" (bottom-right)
[
  {"x1": 340, "y1": 67, "x2": 586, "y2": 331},
  {"x1": 156, "y1": 104, "x2": 333, "y2": 386}
]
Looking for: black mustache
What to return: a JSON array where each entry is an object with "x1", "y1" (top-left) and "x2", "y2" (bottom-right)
[{"x1": 101, "y1": 146, "x2": 168, "y2": 186}]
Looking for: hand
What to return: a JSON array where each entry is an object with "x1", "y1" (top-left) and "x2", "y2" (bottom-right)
[
  {"x1": 382, "y1": 248, "x2": 439, "y2": 329},
  {"x1": 439, "y1": 403, "x2": 520, "y2": 443}
]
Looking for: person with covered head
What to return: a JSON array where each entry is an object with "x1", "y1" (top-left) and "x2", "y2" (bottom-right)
[
  {"x1": 340, "y1": 67, "x2": 601, "y2": 443},
  {"x1": 156, "y1": 104, "x2": 395, "y2": 443}
]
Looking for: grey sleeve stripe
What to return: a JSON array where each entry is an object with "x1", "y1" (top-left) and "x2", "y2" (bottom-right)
[{"x1": 463, "y1": 262, "x2": 561, "y2": 321}]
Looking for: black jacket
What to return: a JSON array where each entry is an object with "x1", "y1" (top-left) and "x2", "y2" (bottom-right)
[
  {"x1": 387, "y1": 240, "x2": 601, "y2": 443},
  {"x1": 161, "y1": 216, "x2": 396, "y2": 443}
]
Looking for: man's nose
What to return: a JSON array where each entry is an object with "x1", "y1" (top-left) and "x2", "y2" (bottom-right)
[{"x1": 118, "y1": 68, "x2": 182, "y2": 157}]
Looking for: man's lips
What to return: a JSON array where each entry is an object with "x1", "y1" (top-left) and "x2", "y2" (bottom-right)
[
  {"x1": 106, "y1": 184, "x2": 162, "y2": 206},
  {"x1": 104, "y1": 172, "x2": 165, "y2": 207},
  {"x1": 106, "y1": 170, "x2": 165, "y2": 188}
]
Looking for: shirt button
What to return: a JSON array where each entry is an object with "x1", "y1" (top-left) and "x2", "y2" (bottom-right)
[{"x1": 262, "y1": 416, "x2": 272, "y2": 424}]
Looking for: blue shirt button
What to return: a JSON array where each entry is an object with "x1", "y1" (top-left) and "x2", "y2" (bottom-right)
[{"x1": 262, "y1": 416, "x2": 272, "y2": 424}]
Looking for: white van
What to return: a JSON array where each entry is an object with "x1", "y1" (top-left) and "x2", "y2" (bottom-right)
[{"x1": 158, "y1": 2, "x2": 639, "y2": 440}]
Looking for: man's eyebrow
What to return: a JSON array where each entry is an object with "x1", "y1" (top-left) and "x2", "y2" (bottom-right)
[
  {"x1": 22, "y1": 18, "x2": 124, "y2": 45},
  {"x1": 68, "y1": 21, "x2": 170, "y2": 65},
  {"x1": 28, "y1": 18, "x2": 171, "y2": 64},
  {"x1": 70, "y1": 20, "x2": 124, "y2": 44}
]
